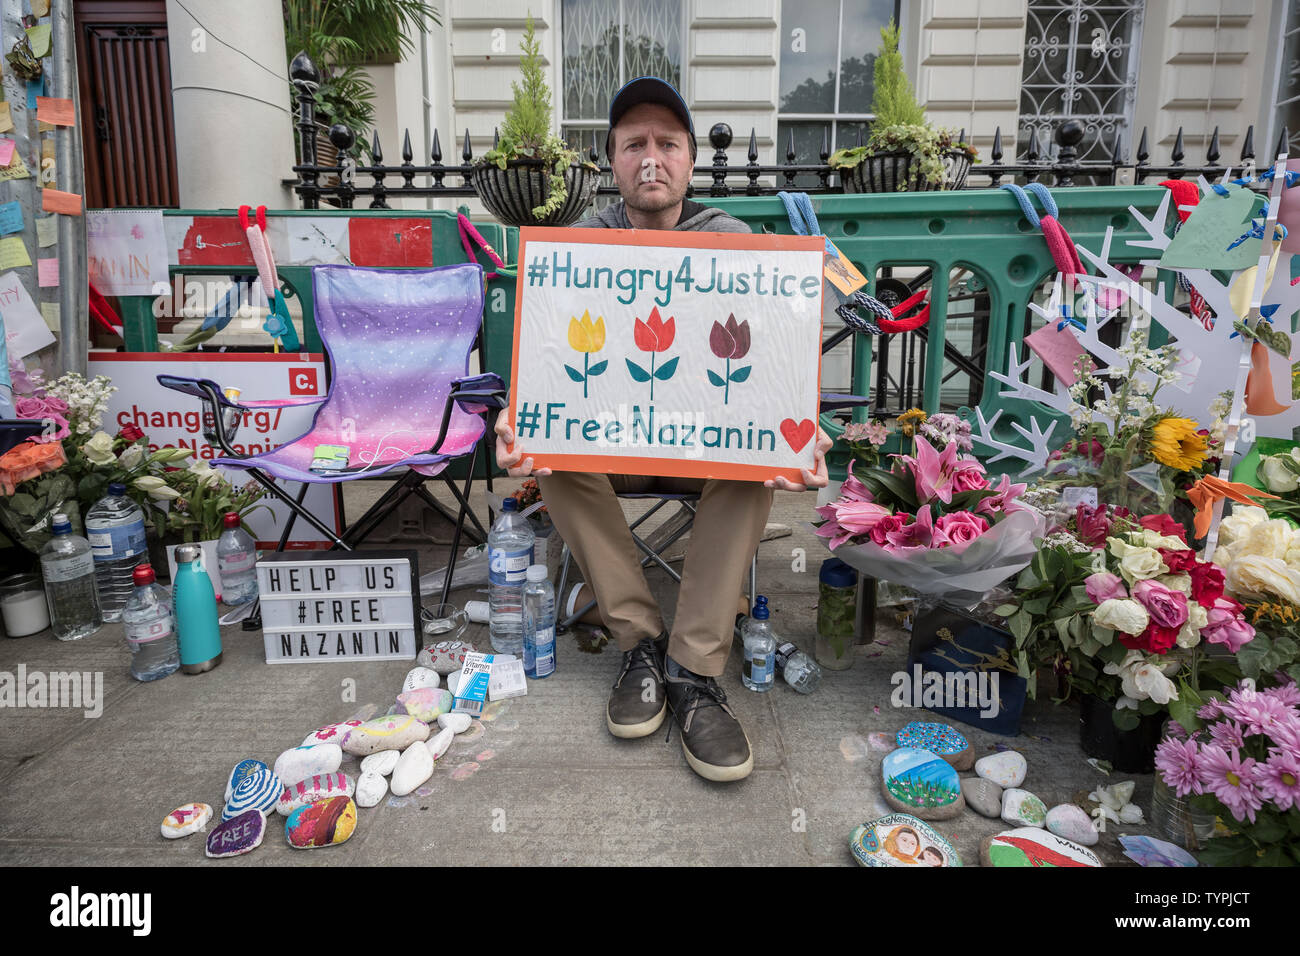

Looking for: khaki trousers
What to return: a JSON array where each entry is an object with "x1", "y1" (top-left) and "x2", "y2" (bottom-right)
[{"x1": 536, "y1": 471, "x2": 774, "y2": 677}]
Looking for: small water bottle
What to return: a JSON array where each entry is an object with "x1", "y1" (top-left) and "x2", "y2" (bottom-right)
[
  {"x1": 488, "y1": 497, "x2": 534, "y2": 655},
  {"x1": 216, "y1": 512, "x2": 258, "y2": 605},
  {"x1": 85, "y1": 482, "x2": 148, "y2": 622},
  {"x1": 522, "y1": 563, "x2": 556, "y2": 679},
  {"x1": 173, "y1": 543, "x2": 223, "y2": 674},
  {"x1": 774, "y1": 641, "x2": 822, "y2": 694},
  {"x1": 742, "y1": 595, "x2": 776, "y2": 692},
  {"x1": 39, "y1": 513, "x2": 102, "y2": 641},
  {"x1": 122, "y1": 564, "x2": 180, "y2": 681}
]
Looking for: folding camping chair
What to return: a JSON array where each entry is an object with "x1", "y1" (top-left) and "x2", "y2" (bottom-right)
[{"x1": 158, "y1": 262, "x2": 506, "y2": 613}]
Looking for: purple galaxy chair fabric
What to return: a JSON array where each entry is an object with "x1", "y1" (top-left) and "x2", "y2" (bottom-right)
[{"x1": 212, "y1": 263, "x2": 487, "y2": 483}]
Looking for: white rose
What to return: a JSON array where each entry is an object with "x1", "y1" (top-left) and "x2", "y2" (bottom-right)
[
  {"x1": 117, "y1": 443, "x2": 144, "y2": 469},
  {"x1": 1177, "y1": 600, "x2": 1209, "y2": 648},
  {"x1": 1220, "y1": 506, "x2": 1267, "y2": 548},
  {"x1": 1213, "y1": 545, "x2": 1233, "y2": 569},
  {"x1": 80, "y1": 431, "x2": 116, "y2": 466},
  {"x1": 1225, "y1": 554, "x2": 1300, "y2": 605},
  {"x1": 1156, "y1": 573, "x2": 1193, "y2": 596},
  {"x1": 1129, "y1": 529, "x2": 1189, "y2": 552},
  {"x1": 1258, "y1": 456, "x2": 1300, "y2": 493},
  {"x1": 1108, "y1": 538, "x2": 1167, "y2": 584},
  {"x1": 1238, "y1": 520, "x2": 1295, "y2": 561},
  {"x1": 1093, "y1": 598, "x2": 1150, "y2": 636}
]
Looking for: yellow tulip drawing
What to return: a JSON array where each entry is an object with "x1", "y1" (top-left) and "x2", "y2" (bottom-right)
[{"x1": 565, "y1": 309, "x2": 608, "y2": 398}]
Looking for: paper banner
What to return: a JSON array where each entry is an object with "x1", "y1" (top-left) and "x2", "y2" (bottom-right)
[
  {"x1": 0, "y1": 200, "x2": 23, "y2": 235},
  {"x1": 0, "y1": 270, "x2": 55, "y2": 357},
  {"x1": 36, "y1": 214, "x2": 56, "y2": 247},
  {"x1": 1158, "y1": 184, "x2": 1264, "y2": 271},
  {"x1": 42, "y1": 188, "x2": 82, "y2": 216},
  {"x1": 1025, "y1": 321, "x2": 1087, "y2": 386},
  {"x1": 509, "y1": 228, "x2": 825, "y2": 482},
  {"x1": 0, "y1": 236, "x2": 31, "y2": 268},
  {"x1": 37, "y1": 257, "x2": 58, "y2": 287},
  {"x1": 87, "y1": 209, "x2": 169, "y2": 295},
  {"x1": 35, "y1": 96, "x2": 73, "y2": 126}
]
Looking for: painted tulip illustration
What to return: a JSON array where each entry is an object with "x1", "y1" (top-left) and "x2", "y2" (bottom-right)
[
  {"x1": 707, "y1": 314, "x2": 752, "y2": 404},
  {"x1": 626, "y1": 305, "x2": 679, "y2": 400},
  {"x1": 565, "y1": 309, "x2": 608, "y2": 398}
]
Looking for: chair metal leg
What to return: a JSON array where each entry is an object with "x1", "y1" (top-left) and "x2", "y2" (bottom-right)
[
  {"x1": 432, "y1": 474, "x2": 490, "y2": 541},
  {"x1": 340, "y1": 470, "x2": 425, "y2": 550},
  {"x1": 439, "y1": 442, "x2": 479, "y2": 606},
  {"x1": 245, "y1": 469, "x2": 350, "y2": 549},
  {"x1": 276, "y1": 481, "x2": 310, "y2": 552}
]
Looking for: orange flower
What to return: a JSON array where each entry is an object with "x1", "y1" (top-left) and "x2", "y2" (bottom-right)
[{"x1": 0, "y1": 440, "x2": 67, "y2": 495}]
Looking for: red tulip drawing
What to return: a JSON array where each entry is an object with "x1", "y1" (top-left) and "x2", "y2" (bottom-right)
[
  {"x1": 626, "y1": 305, "x2": 679, "y2": 400},
  {"x1": 708, "y1": 314, "x2": 752, "y2": 404}
]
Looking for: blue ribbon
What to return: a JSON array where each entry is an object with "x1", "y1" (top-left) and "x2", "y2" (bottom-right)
[{"x1": 777, "y1": 190, "x2": 837, "y2": 257}]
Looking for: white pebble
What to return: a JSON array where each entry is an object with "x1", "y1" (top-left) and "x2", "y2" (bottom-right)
[
  {"x1": 360, "y1": 749, "x2": 400, "y2": 777},
  {"x1": 437, "y1": 711, "x2": 472, "y2": 734}
]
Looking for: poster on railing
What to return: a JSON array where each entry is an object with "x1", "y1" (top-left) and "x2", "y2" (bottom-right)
[
  {"x1": 87, "y1": 209, "x2": 169, "y2": 296},
  {"x1": 509, "y1": 228, "x2": 825, "y2": 482}
]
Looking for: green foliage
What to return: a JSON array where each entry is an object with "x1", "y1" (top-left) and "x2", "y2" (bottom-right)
[{"x1": 870, "y1": 20, "x2": 924, "y2": 128}]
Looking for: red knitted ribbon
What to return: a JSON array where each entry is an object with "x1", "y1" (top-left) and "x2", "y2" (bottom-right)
[
  {"x1": 1041, "y1": 215, "x2": 1084, "y2": 290},
  {"x1": 1159, "y1": 178, "x2": 1200, "y2": 224},
  {"x1": 457, "y1": 213, "x2": 509, "y2": 281},
  {"x1": 88, "y1": 280, "x2": 122, "y2": 335},
  {"x1": 877, "y1": 287, "x2": 930, "y2": 333}
]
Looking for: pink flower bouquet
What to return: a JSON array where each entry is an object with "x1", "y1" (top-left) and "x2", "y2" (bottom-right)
[{"x1": 814, "y1": 435, "x2": 1044, "y2": 603}]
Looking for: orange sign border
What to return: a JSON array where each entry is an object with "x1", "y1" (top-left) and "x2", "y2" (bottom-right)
[{"x1": 508, "y1": 226, "x2": 825, "y2": 482}]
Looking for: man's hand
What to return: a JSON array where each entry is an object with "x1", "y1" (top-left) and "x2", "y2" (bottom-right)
[
  {"x1": 765, "y1": 426, "x2": 832, "y2": 492},
  {"x1": 494, "y1": 416, "x2": 552, "y2": 478}
]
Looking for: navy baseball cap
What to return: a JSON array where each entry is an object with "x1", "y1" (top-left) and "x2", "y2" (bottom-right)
[{"x1": 605, "y1": 76, "x2": 696, "y2": 160}]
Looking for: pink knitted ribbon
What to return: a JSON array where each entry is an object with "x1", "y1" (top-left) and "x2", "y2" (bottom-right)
[
  {"x1": 1040, "y1": 215, "x2": 1084, "y2": 291},
  {"x1": 457, "y1": 213, "x2": 509, "y2": 281}
]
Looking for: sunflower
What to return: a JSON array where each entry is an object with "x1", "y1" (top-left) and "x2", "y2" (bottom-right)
[
  {"x1": 1149, "y1": 416, "x2": 1209, "y2": 471},
  {"x1": 897, "y1": 407, "x2": 928, "y2": 438}
]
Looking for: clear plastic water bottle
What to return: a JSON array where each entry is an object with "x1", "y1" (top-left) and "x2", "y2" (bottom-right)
[
  {"x1": 216, "y1": 512, "x2": 258, "y2": 605},
  {"x1": 522, "y1": 563, "x2": 556, "y2": 679},
  {"x1": 122, "y1": 563, "x2": 180, "y2": 681},
  {"x1": 774, "y1": 641, "x2": 822, "y2": 694},
  {"x1": 742, "y1": 595, "x2": 776, "y2": 692},
  {"x1": 488, "y1": 497, "x2": 534, "y2": 655},
  {"x1": 85, "y1": 482, "x2": 148, "y2": 623},
  {"x1": 39, "y1": 513, "x2": 102, "y2": 641}
]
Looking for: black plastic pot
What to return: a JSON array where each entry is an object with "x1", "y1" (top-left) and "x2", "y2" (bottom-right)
[
  {"x1": 840, "y1": 147, "x2": 974, "y2": 193},
  {"x1": 1078, "y1": 693, "x2": 1165, "y2": 773},
  {"x1": 469, "y1": 158, "x2": 599, "y2": 227}
]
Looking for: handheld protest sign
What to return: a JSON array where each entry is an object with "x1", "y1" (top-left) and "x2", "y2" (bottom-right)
[{"x1": 508, "y1": 227, "x2": 825, "y2": 482}]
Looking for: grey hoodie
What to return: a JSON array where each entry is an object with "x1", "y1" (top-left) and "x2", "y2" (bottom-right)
[{"x1": 570, "y1": 198, "x2": 751, "y2": 234}]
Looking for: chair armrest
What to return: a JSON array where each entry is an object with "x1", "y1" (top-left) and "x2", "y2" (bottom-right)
[
  {"x1": 450, "y1": 372, "x2": 508, "y2": 414},
  {"x1": 155, "y1": 374, "x2": 249, "y2": 458}
]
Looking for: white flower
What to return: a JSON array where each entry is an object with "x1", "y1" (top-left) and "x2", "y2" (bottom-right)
[
  {"x1": 1094, "y1": 598, "x2": 1149, "y2": 635},
  {"x1": 80, "y1": 431, "x2": 116, "y2": 466},
  {"x1": 188, "y1": 459, "x2": 221, "y2": 488},
  {"x1": 1237, "y1": 519, "x2": 1295, "y2": 561},
  {"x1": 1219, "y1": 506, "x2": 1267, "y2": 548},
  {"x1": 1225, "y1": 554, "x2": 1300, "y2": 605},
  {"x1": 1104, "y1": 650, "x2": 1179, "y2": 704},
  {"x1": 1258, "y1": 456, "x2": 1300, "y2": 493},
  {"x1": 117, "y1": 443, "x2": 144, "y2": 469}
]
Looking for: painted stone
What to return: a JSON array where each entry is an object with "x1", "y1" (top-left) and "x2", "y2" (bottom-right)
[
  {"x1": 273, "y1": 743, "x2": 342, "y2": 785},
  {"x1": 224, "y1": 759, "x2": 268, "y2": 803},
  {"x1": 285, "y1": 796, "x2": 358, "y2": 849},
  {"x1": 975, "y1": 750, "x2": 1027, "y2": 788},
  {"x1": 961, "y1": 777, "x2": 1003, "y2": 818},
  {"x1": 360, "y1": 749, "x2": 400, "y2": 777},
  {"x1": 895, "y1": 721, "x2": 973, "y2": 771},
  {"x1": 402, "y1": 667, "x2": 440, "y2": 692},
  {"x1": 1001, "y1": 788, "x2": 1047, "y2": 828},
  {"x1": 342, "y1": 714, "x2": 431, "y2": 756},
  {"x1": 981, "y1": 827, "x2": 1103, "y2": 868},
  {"x1": 1046, "y1": 803, "x2": 1100, "y2": 847},
  {"x1": 275, "y1": 772, "x2": 356, "y2": 816},
  {"x1": 223, "y1": 769, "x2": 281, "y2": 820},
  {"x1": 301, "y1": 720, "x2": 362, "y2": 747},
  {"x1": 397, "y1": 687, "x2": 454, "y2": 723},
  {"x1": 391, "y1": 740, "x2": 435, "y2": 796},
  {"x1": 437, "y1": 711, "x2": 472, "y2": 734},
  {"x1": 417, "y1": 640, "x2": 475, "y2": 675},
  {"x1": 426, "y1": 726, "x2": 455, "y2": 761},
  {"x1": 205, "y1": 809, "x2": 266, "y2": 858},
  {"x1": 850, "y1": 813, "x2": 962, "y2": 867},
  {"x1": 881, "y1": 747, "x2": 965, "y2": 821},
  {"x1": 355, "y1": 771, "x2": 388, "y2": 808},
  {"x1": 161, "y1": 802, "x2": 212, "y2": 840}
]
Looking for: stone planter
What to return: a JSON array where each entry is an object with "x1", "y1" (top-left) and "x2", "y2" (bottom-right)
[
  {"x1": 469, "y1": 158, "x2": 599, "y2": 227},
  {"x1": 839, "y1": 148, "x2": 974, "y2": 193}
]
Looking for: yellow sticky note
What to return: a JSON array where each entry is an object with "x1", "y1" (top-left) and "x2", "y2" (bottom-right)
[
  {"x1": 36, "y1": 214, "x2": 57, "y2": 247},
  {"x1": 0, "y1": 103, "x2": 12, "y2": 133},
  {"x1": 26, "y1": 24, "x2": 51, "y2": 59},
  {"x1": 41, "y1": 300, "x2": 59, "y2": 331},
  {"x1": 0, "y1": 235, "x2": 33, "y2": 268},
  {"x1": 0, "y1": 150, "x2": 31, "y2": 182}
]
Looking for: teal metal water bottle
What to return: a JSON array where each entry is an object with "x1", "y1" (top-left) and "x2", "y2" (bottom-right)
[{"x1": 174, "y1": 544, "x2": 223, "y2": 674}]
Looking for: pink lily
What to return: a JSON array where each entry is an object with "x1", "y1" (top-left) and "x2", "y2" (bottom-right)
[
  {"x1": 974, "y1": 472, "x2": 1028, "y2": 516},
  {"x1": 814, "y1": 499, "x2": 892, "y2": 549},
  {"x1": 896, "y1": 434, "x2": 987, "y2": 506},
  {"x1": 884, "y1": 506, "x2": 947, "y2": 551},
  {"x1": 839, "y1": 458, "x2": 875, "y2": 503}
]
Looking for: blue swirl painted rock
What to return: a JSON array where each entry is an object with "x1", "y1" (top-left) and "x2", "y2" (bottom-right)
[
  {"x1": 223, "y1": 768, "x2": 281, "y2": 820},
  {"x1": 224, "y1": 759, "x2": 268, "y2": 803}
]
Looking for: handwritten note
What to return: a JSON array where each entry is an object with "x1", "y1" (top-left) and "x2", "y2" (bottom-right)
[
  {"x1": 40, "y1": 300, "x2": 58, "y2": 331},
  {"x1": 42, "y1": 189, "x2": 81, "y2": 216},
  {"x1": 37, "y1": 257, "x2": 58, "y2": 287},
  {"x1": 0, "y1": 200, "x2": 23, "y2": 236},
  {"x1": 0, "y1": 103, "x2": 12, "y2": 133},
  {"x1": 0, "y1": 236, "x2": 32, "y2": 269},
  {"x1": 26, "y1": 23, "x2": 51, "y2": 58},
  {"x1": 0, "y1": 139, "x2": 14, "y2": 166},
  {"x1": 36, "y1": 97, "x2": 73, "y2": 127},
  {"x1": 0, "y1": 271, "x2": 54, "y2": 357},
  {"x1": 88, "y1": 209, "x2": 169, "y2": 295},
  {"x1": 36, "y1": 214, "x2": 56, "y2": 247},
  {"x1": 0, "y1": 151, "x2": 31, "y2": 182}
]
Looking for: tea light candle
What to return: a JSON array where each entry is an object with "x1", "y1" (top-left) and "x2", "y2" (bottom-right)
[{"x1": 1, "y1": 587, "x2": 50, "y2": 637}]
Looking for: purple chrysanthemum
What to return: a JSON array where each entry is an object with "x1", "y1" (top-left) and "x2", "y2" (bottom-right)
[
  {"x1": 1197, "y1": 744, "x2": 1264, "y2": 824},
  {"x1": 1224, "y1": 690, "x2": 1295, "y2": 738},
  {"x1": 1208, "y1": 718, "x2": 1246, "y2": 750},
  {"x1": 1155, "y1": 736, "x2": 1203, "y2": 797},
  {"x1": 1255, "y1": 750, "x2": 1300, "y2": 812},
  {"x1": 1262, "y1": 682, "x2": 1300, "y2": 708}
]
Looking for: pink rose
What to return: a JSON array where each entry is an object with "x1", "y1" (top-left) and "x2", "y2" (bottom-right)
[
  {"x1": 869, "y1": 513, "x2": 909, "y2": 547},
  {"x1": 14, "y1": 396, "x2": 48, "y2": 420},
  {"x1": 1132, "y1": 579, "x2": 1189, "y2": 630},
  {"x1": 884, "y1": 508, "x2": 942, "y2": 551},
  {"x1": 933, "y1": 511, "x2": 989, "y2": 548},
  {"x1": 1085, "y1": 571, "x2": 1128, "y2": 604},
  {"x1": 41, "y1": 396, "x2": 68, "y2": 415},
  {"x1": 950, "y1": 462, "x2": 989, "y2": 494},
  {"x1": 1201, "y1": 596, "x2": 1255, "y2": 653}
]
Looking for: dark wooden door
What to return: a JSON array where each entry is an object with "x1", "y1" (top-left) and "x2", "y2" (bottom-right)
[{"x1": 75, "y1": 0, "x2": 179, "y2": 208}]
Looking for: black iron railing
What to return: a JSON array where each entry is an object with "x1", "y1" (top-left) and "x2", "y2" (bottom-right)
[{"x1": 285, "y1": 52, "x2": 1264, "y2": 210}]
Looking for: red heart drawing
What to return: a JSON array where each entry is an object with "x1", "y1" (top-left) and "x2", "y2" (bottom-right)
[{"x1": 780, "y1": 418, "x2": 815, "y2": 453}]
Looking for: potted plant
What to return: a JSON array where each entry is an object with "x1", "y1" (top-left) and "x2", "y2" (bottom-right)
[
  {"x1": 470, "y1": 14, "x2": 600, "y2": 226},
  {"x1": 828, "y1": 20, "x2": 977, "y2": 193}
]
